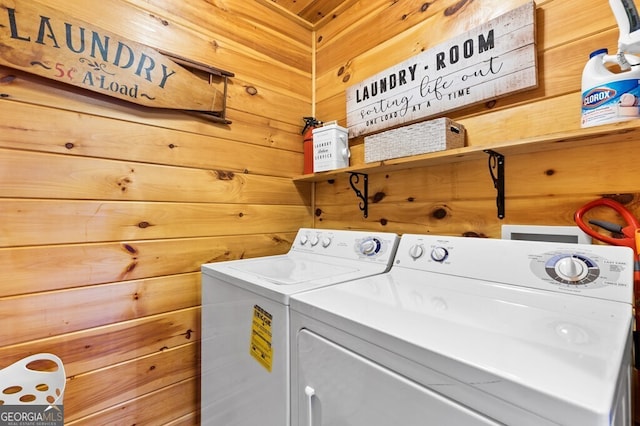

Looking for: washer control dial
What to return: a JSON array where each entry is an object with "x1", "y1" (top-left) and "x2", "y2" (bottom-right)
[
  {"x1": 545, "y1": 254, "x2": 600, "y2": 285},
  {"x1": 321, "y1": 237, "x2": 332, "y2": 248},
  {"x1": 310, "y1": 234, "x2": 320, "y2": 246},
  {"x1": 299, "y1": 234, "x2": 309, "y2": 246},
  {"x1": 408, "y1": 244, "x2": 424, "y2": 260},
  {"x1": 359, "y1": 238, "x2": 382, "y2": 256},
  {"x1": 430, "y1": 246, "x2": 449, "y2": 262}
]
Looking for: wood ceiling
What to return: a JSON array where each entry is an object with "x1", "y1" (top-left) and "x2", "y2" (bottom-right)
[{"x1": 270, "y1": 0, "x2": 347, "y2": 25}]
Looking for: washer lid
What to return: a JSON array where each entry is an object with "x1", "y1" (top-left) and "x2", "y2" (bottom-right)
[
  {"x1": 290, "y1": 268, "x2": 633, "y2": 424},
  {"x1": 201, "y1": 228, "x2": 400, "y2": 304},
  {"x1": 223, "y1": 256, "x2": 358, "y2": 285},
  {"x1": 202, "y1": 253, "x2": 389, "y2": 304}
]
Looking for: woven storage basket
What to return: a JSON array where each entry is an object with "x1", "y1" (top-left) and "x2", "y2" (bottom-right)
[{"x1": 364, "y1": 117, "x2": 465, "y2": 163}]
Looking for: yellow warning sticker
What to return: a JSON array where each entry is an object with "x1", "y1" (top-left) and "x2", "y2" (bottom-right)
[{"x1": 250, "y1": 304, "x2": 273, "y2": 372}]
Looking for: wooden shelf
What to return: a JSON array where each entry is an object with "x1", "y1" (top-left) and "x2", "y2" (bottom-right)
[{"x1": 293, "y1": 120, "x2": 640, "y2": 183}]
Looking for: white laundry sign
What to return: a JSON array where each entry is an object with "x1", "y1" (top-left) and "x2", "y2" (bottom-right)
[{"x1": 346, "y1": 1, "x2": 537, "y2": 138}]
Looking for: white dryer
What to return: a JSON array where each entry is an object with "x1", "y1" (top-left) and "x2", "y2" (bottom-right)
[
  {"x1": 290, "y1": 234, "x2": 634, "y2": 426},
  {"x1": 200, "y1": 228, "x2": 399, "y2": 426}
]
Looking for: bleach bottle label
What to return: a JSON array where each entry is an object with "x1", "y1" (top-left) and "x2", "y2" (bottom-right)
[
  {"x1": 582, "y1": 79, "x2": 640, "y2": 127},
  {"x1": 581, "y1": 48, "x2": 640, "y2": 127}
]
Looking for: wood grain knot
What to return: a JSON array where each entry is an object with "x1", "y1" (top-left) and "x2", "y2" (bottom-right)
[
  {"x1": 380, "y1": 218, "x2": 388, "y2": 226},
  {"x1": 372, "y1": 192, "x2": 385, "y2": 203},
  {"x1": 432, "y1": 208, "x2": 447, "y2": 219},
  {"x1": 149, "y1": 14, "x2": 169, "y2": 26},
  {"x1": 421, "y1": 3, "x2": 431, "y2": 12},
  {"x1": 65, "y1": 142, "x2": 74, "y2": 149},
  {"x1": 138, "y1": 221, "x2": 150, "y2": 228},
  {"x1": 215, "y1": 170, "x2": 235, "y2": 180},
  {"x1": 444, "y1": 0, "x2": 472, "y2": 16},
  {"x1": 315, "y1": 208, "x2": 323, "y2": 216},
  {"x1": 604, "y1": 193, "x2": 635, "y2": 205},
  {"x1": 123, "y1": 244, "x2": 138, "y2": 254},
  {"x1": 245, "y1": 86, "x2": 258, "y2": 95},
  {"x1": 463, "y1": 231, "x2": 487, "y2": 238},
  {"x1": 117, "y1": 176, "x2": 133, "y2": 192},
  {"x1": 125, "y1": 261, "x2": 137, "y2": 273}
]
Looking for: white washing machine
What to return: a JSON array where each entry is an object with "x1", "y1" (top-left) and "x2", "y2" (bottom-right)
[
  {"x1": 290, "y1": 234, "x2": 634, "y2": 426},
  {"x1": 200, "y1": 228, "x2": 399, "y2": 426}
]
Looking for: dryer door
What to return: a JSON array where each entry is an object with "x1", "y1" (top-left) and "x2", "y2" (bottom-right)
[{"x1": 296, "y1": 329, "x2": 499, "y2": 426}]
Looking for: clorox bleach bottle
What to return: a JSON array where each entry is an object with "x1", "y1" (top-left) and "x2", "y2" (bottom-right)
[{"x1": 582, "y1": 48, "x2": 640, "y2": 127}]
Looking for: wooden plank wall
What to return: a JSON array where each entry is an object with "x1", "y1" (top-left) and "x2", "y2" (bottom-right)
[
  {"x1": 2, "y1": 0, "x2": 638, "y2": 423},
  {"x1": 0, "y1": 0, "x2": 313, "y2": 424},
  {"x1": 312, "y1": 0, "x2": 640, "y2": 239}
]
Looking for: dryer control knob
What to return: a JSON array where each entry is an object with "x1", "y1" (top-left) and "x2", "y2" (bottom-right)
[
  {"x1": 409, "y1": 244, "x2": 424, "y2": 259},
  {"x1": 310, "y1": 235, "x2": 320, "y2": 246},
  {"x1": 430, "y1": 246, "x2": 449, "y2": 262},
  {"x1": 321, "y1": 237, "x2": 332, "y2": 248},
  {"x1": 299, "y1": 235, "x2": 309, "y2": 246},
  {"x1": 555, "y1": 256, "x2": 586, "y2": 282}
]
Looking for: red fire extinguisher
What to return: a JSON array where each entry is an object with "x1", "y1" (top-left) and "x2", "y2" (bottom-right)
[{"x1": 302, "y1": 117, "x2": 322, "y2": 174}]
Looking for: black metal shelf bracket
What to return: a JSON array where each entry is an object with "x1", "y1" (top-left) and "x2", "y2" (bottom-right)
[
  {"x1": 484, "y1": 150, "x2": 505, "y2": 219},
  {"x1": 348, "y1": 172, "x2": 369, "y2": 218}
]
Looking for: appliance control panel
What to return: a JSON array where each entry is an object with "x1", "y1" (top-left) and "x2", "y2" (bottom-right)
[
  {"x1": 292, "y1": 228, "x2": 400, "y2": 263},
  {"x1": 394, "y1": 234, "x2": 634, "y2": 303}
]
